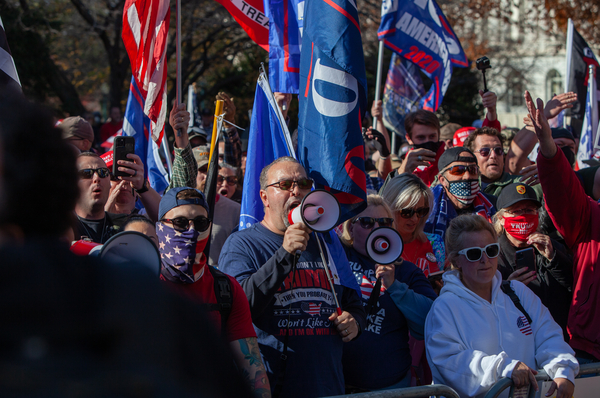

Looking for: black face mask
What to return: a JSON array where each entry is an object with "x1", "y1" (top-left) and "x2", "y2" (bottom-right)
[
  {"x1": 413, "y1": 141, "x2": 443, "y2": 153},
  {"x1": 561, "y1": 146, "x2": 576, "y2": 167}
]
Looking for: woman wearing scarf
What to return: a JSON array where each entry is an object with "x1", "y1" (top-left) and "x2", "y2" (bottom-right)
[{"x1": 493, "y1": 182, "x2": 573, "y2": 340}]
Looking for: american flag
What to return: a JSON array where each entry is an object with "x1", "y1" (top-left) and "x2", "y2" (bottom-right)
[
  {"x1": 301, "y1": 302, "x2": 322, "y2": 317},
  {"x1": 453, "y1": 180, "x2": 480, "y2": 202},
  {"x1": 122, "y1": 0, "x2": 170, "y2": 144},
  {"x1": 0, "y1": 16, "x2": 21, "y2": 91},
  {"x1": 359, "y1": 275, "x2": 385, "y2": 300},
  {"x1": 517, "y1": 316, "x2": 532, "y2": 336}
]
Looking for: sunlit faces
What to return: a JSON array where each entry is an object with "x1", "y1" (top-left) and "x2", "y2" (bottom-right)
[
  {"x1": 162, "y1": 204, "x2": 210, "y2": 240},
  {"x1": 394, "y1": 196, "x2": 427, "y2": 242},
  {"x1": 218, "y1": 167, "x2": 238, "y2": 198},
  {"x1": 473, "y1": 135, "x2": 504, "y2": 183},
  {"x1": 260, "y1": 161, "x2": 310, "y2": 233},
  {"x1": 454, "y1": 230, "x2": 498, "y2": 294},
  {"x1": 77, "y1": 156, "x2": 110, "y2": 212},
  {"x1": 349, "y1": 205, "x2": 392, "y2": 257},
  {"x1": 408, "y1": 124, "x2": 439, "y2": 145}
]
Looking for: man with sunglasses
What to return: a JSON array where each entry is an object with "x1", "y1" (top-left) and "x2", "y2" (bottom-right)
[
  {"x1": 424, "y1": 147, "x2": 497, "y2": 240},
  {"x1": 464, "y1": 127, "x2": 543, "y2": 199},
  {"x1": 157, "y1": 187, "x2": 271, "y2": 397},
  {"x1": 219, "y1": 157, "x2": 366, "y2": 398}
]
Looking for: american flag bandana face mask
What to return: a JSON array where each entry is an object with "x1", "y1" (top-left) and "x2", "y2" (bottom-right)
[
  {"x1": 156, "y1": 222, "x2": 208, "y2": 283},
  {"x1": 447, "y1": 180, "x2": 480, "y2": 205}
]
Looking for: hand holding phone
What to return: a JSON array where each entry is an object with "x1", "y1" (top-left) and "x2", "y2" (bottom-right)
[
  {"x1": 113, "y1": 136, "x2": 135, "y2": 178},
  {"x1": 515, "y1": 247, "x2": 536, "y2": 274}
]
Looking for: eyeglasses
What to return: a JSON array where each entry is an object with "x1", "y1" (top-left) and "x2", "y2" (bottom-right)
[
  {"x1": 217, "y1": 175, "x2": 238, "y2": 185},
  {"x1": 266, "y1": 178, "x2": 314, "y2": 191},
  {"x1": 398, "y1": 207, "x2": 430, "y2": 219},
  {"x1": 352, "y1": 217, "x2": 394, "y2": 229},
  {"x1": 79, "y1": 167, "x2": 110, "y2": 179},
  {"x1": 458, "y1": 243, "x2": 500, "y2": 262},
  {"x1": 505, "y1": 208, "x2": 538, "y2": 216},
  {"x1": 161, "y1": 216, "x2": 211, "y2": 232},
  {"x1": 442, "y1": 164, "x2": 479, "y2": 176},
  {"x1": 474, "y1": 147, "x2": 504, "y2": 157}
]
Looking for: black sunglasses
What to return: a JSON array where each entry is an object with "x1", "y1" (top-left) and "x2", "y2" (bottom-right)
[
  {"x1": 442, "y1": 164, "x2": 479, "y2": 176},
  {"x1": 352, "y1": 217, "x2": 394, "y2": 229},
  {"x1": 475, "y1": 147, "x2": 504, "y2": 157},
  {"x1": 217, "y1": 175, "x2": 238, "y2": 186},
  {"x1": 79, "y1": 167, "x2": 110, "y2": 179},
  {"x1": 267, "y1": 178, "x2": 314, "y2": 191},
  {"x1": 458, "y1": 243, "x2": 500, "y2": 262},
  {"x1": 161, "y1": 216, "x2": 211, "y2": 232},
  {"x1": 399, "y1": 206, "x2": 430, "y2": 219}
]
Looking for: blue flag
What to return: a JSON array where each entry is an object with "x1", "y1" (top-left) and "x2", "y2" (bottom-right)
[
  {"x1": 383, "y1": 53, "x2": 425, "y2": 139},
  {"x1": 298, "y1": 0, "x2": 368, "y2": 224},
  {"x1": 378, "y1": 0, "x2": 467, "y2": 111},
  {"x1": 240, "y1": 72, "x2": 293, "y2": 230},
  {"x1": 123, "y1": 77, "x2": 169, "y2": 194},
  {"x1": 267, "y1": 0, "x2": 303, "y2": 94},
  {"x1": 578, "y1": 67, "x2": 597, "y2": 169}
]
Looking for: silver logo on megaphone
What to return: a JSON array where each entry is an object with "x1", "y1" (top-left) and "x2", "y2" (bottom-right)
[
  {"x1": 365, "y1": 226, "x2": 403, "y2": 264},
  {"x1": 287, "y1": 189, "x2": 341, "y2": 232}
]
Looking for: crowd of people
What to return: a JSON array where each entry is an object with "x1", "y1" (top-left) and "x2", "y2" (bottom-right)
[{"x1": 1, "y1": 74, "x2": 599, "y2": 398}]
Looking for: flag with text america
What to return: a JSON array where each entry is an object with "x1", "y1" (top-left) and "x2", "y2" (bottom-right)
[{"x1": 298, "y1": 0, "x2": 368, "y2": 224}]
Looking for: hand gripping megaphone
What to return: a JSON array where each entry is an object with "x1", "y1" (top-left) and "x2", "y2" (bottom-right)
[
  {"x1": 287, "y1": 189, "x2": 341, "y2": 232},
  {"x1": 365, "y1": 226, "x2": 403, "y2": 264}
]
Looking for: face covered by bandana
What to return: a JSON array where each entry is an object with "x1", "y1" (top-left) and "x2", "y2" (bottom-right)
[
  {"x1": 503, "y1": 214, "x2": 539, "y2": 241},
  {"x1": 156, "y1": 221, "x2": 210, "y2": 283},
  {"x1": 446, "y1": 180, "x2": 480, "y2": 205}
]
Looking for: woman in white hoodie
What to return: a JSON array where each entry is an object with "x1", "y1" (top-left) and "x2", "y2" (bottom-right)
[{"x1": 425, "y1": 214, "x2": 578, "y2": 398}]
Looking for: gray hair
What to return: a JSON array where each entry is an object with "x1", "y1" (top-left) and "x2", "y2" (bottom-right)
[{"x1": 259, "y1": 156, "x2": 301, "y2": 190}]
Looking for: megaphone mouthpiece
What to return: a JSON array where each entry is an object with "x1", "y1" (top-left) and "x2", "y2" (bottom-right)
[
  {"x1": 365, "y1": 227, "x2": 403, "y2": 265},
  {"x1": 286, "y1": 190, "x2": 340, "y2": 232}
]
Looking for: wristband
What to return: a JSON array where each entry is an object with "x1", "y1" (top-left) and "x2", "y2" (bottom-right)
[{"x1": 136, "y1": 181, "x2": 149, "y2": 194}]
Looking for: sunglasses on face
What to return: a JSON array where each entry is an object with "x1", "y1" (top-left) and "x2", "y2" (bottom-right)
[
  {"x1": 79, "y1": 167, "x2": 110, "y2": 179},
  {"x1": 443, "y1": 164, "x2": 479, "y2": 176},
  {"x1": 352, "y1": 217, "x2": 394, "y2": 229},
  {"x1": 398, "y1": 206, "x2": 430, "y2": 219},
  {"x1": 266, "y1": 178, "x2": 314, "y2": 191},
  {"x1": 161, "y1": 216, "x2": 211, "y2": 232},
  {"x1": 505, "y1": 207, "x2": 538, "y2": 216},
  {"x1": 458, "y1": 243, "x2": 500, "y2": 262},
  {"x1": 475, "y1": 147, "x2": 504, "y2": 157},
  {"x1": 217, "y1": 175, "x2": 238, "y2": 185}
]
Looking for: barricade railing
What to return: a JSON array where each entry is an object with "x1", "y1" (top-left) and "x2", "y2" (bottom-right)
[
  {"x1": 484, "y1": 362, "x2": 600, "y2": 398},
  {"x1": 325, "y1": 384, "x2": 460, "y2": 398}
]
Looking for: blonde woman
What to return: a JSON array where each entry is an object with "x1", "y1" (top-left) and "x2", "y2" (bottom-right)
[
  {"x1": 339, "y1": 194, "x2": 437, "y2": 391},
  {"x1": 425, "y1": 214, "x2": 578, "y2": 398}
]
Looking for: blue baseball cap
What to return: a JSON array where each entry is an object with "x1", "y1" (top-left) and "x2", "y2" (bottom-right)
[{"x1": 158, "y1": 187, "x2": 209, "y2": 220}]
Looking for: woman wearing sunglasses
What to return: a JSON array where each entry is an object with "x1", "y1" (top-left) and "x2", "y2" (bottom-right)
[
  {"x1": 380, "y1": 173, "x2": 444, "y2": 278},
  {"x1": 425, "y1": 214, "x2": 578, "y2": 398},
  {"x1": 339, "y1": 195, "x2": 437, "y2": 392},
  {"x1": 493, "y1": 183, "x2": 573, "y2": 339}
]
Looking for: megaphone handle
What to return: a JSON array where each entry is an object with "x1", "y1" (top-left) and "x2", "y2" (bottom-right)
[{"x1": 315, "y1": 233, "x2": 343, "y2": 316}]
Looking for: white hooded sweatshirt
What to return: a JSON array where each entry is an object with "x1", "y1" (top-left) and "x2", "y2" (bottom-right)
[{"x1": 425, "y1": 270, "x2": 578, "y2": 398}]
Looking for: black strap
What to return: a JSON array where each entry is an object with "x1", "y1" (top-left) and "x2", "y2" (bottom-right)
[
  {"x1": 501, "y1": 280, "x2": 532, "y2": 325},
  {"x1": 207, "y1": 266, "x2": 233, "y2": 337},
  {"x1": 365, "y1": 276, "x2": 382, "y2": 319}
]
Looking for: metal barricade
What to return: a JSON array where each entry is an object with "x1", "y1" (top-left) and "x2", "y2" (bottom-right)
[
  {"x1": 484, "y1": 362, "x2": 600, "y2": 398},
  {"x1": 325, "y1": 384, "x2": 460, "y2": 398}
]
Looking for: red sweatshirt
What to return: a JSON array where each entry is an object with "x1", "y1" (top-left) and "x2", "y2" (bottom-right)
[{"x1": 537, "y1": 146, "x2": 600, "y2": 359}]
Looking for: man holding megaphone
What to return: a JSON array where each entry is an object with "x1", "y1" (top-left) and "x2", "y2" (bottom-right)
[{"x1": 220, "y1": 157, "x2": 366, "y2": 398}]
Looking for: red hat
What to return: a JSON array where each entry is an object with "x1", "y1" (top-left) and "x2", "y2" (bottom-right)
[{"x1": 452, "y1": 127, "x2": 476, "y2": 147}]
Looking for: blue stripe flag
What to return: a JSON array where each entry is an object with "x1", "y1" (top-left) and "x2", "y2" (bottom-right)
[
  {"x1": 267, "y1": 0, "x2": 303, "y2": 94},
  {"x1": 298, "y1": 0, "x2": 368, "y2": 224},
  {"x1": 378, "y1": 0, "x2": 467, "y2": 111},
  {"x1": 239, "y1": 71, "x2": 292, "y2": 230},
  {"x1": 578, "y1": 66, "x2": 597, "y2": 169},
  {"x1": 122, "y1": 76, "x2": 169, "y2": 194}
]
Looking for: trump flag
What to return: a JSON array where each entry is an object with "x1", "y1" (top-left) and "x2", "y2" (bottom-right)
[
  {"x1": 378, "y1": 0, "x2": 467, "y2": 111},
  {"x1": 215, "y1": 0, "x2": 269, "y2": 50},
  {"x1": 298, "y1": 0, "x2": 368, "y2": 224}
]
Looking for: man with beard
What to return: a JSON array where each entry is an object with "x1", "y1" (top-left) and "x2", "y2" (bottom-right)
[
  {"x1": 395, "y1": 91, "x2": 500, "y2": 186},
  {"x1": 219, "y1": 157, "x2": 366, "y2": 398},
  {"x1": 463, "y1": 126, "x2": 542, "y2": 198},
  {"x1": 157, "y1": 187, "x2": 270, "y2": 397},
  {"x1": 424, "y1": 147, "x2": 497, "y2": 240}
]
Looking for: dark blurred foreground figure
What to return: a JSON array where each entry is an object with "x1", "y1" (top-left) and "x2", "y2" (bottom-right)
[{"x1": 0, "y1": 92, "x2": 252, "y2": 398}]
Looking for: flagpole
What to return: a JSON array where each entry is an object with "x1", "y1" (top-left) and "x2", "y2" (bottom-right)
[
  {"x1": 372, "y1": 40, "x2": 385, "y2": 129},
  {"x1": 175, "y1": 0, "x2": 182, "y2": 130},
  {"x1": 564, "y1": 19, "x2": 573, "y2": 128}
]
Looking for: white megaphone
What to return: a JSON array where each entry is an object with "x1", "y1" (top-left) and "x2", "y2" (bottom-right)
[
  {"x1": 287, "y1": 189, "x2": 341, "y2": 232},
  {"x1": 365, "y1": 226, "x2": 403, "y2": 264}
]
